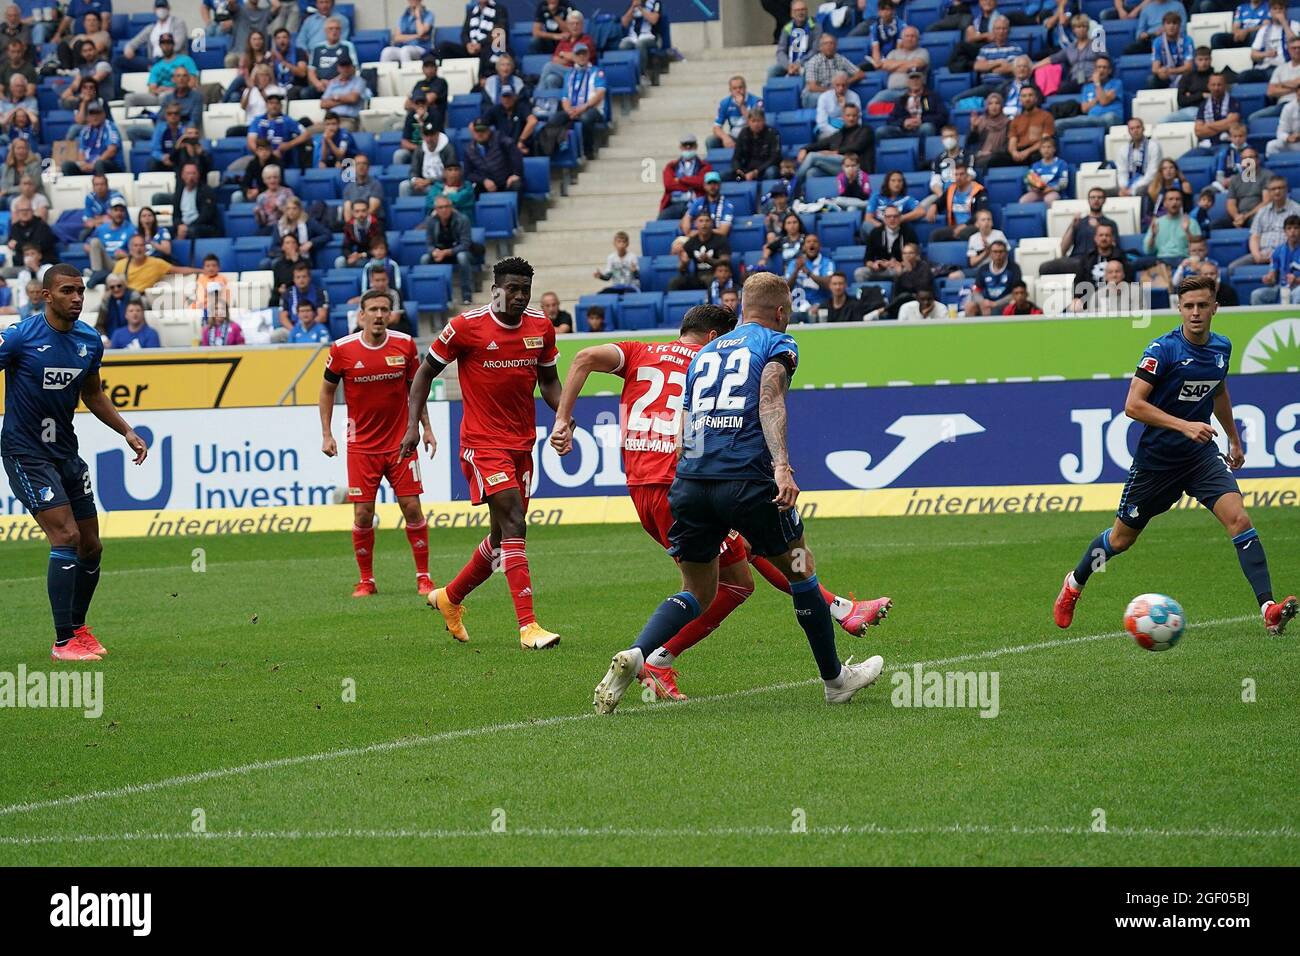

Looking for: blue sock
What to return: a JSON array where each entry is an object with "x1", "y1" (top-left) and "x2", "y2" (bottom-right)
[
  {"x1": 1233, "y1": 528, "x2": 1274, "y2": 607},
  {"x1": 631, "y1": 591, "x2": 701, "y2": 658},
  {"x1": 792, "y1": 575, "x2": 841, "y2": 681},
  {"x1": 1072, "y1": 528, "x2": 1118, "y2": 588},
  {"x1": 72, "y1": 551, "x2": 102, "y2": 628},
  {"x1": 47, "y1": 547, "x2": 78, "y2": 645}
]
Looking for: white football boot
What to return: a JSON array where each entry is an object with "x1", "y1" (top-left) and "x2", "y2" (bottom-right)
[
  {"x1": 593, "y1": 648, "x2": 645, "y2": 714},
  {"x1": 824, "y1": 655, "x2": 885, "y2": 704}
]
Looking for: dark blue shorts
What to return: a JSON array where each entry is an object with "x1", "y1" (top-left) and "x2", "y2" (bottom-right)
[
  {"x1": 3, "y1": 454, "x2": 97, "y2": 521},
  {"x1": 667, "y1": 476, "x2": 805, "y2": 563},
  {"x1": 1116, "y1": 453, "x2": 1240, "y2": 529}
]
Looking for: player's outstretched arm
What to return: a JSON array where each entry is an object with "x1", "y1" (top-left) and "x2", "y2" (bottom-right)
[
  {"x1": 1213, "y1": 382, "x2": 1244, "y2": 468},
  {"x1": 319, "y1": 375, "x2": 339, "y2": 457},
  {"x1": 81, "y1": 371, "x2": 147, "y2": 464},
  {"x1": 400, "y1": 356, "x2": 444, "y2": 458},
  {"x1": 550, "y1": 344, "x2": 622, "y2": 455},
  {"x1": 1124, "y1": 375, "x2": 1217, "y2": 444},
  {"x1": 759, "y1": 360, "x2": 799, "y2": 511}
]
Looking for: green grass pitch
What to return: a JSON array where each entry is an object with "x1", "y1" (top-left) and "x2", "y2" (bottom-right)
[{"x1": 0, "y1": 510, "x2": 1297, "y2": 866}]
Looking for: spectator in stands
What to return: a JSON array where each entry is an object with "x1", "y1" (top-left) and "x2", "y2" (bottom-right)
[
  {"x1": 532, "y1": 0, "x2": 572, "y2": 54},
  {"x1": 801, "y1": 33, "x2": 864, "y2": 109},
  {"x1": 382, "y1": 0, "x2": 435, "y2": 64},
  {"x1": 796, "y1": 102, "x2": 872, "y2": 181},
  {"x1": 770, "y1": 0, "x2": 820, "y2": 80},
  {"x1": 880, "y1": 70, "x2": 946, "y2": 140},
  {"x1": 191, "y1": 254, "x2": 232, "y2": 311},
  {"x1": 160, "y1": 66, "x2": 204, "y2": 133},
  {"x1": 201, "y1": 298, "x2": 246, "y2": 347},
  {"x1": 853, "y1": 0, "x2": 902, "y2": 54},
  {"x1": 710, "y1": 76, "x2": 761, "y2": 150},
  {"x1": 897, "y1": 286, "x2": 946, "y2": 320},
  {"x1": 1241, "y1": 0, "x2": 1300, "y2": 84},
  {"x1": 118, "y1": 1, "x2": 190, "y2": 74},
  {"x1": 966, "y1": 239, "x2": 1021, "y2": 315},
  {"x1": 404, "y1": 118, "x2": 455, "y2": 198},
  {"x1": 1145, "y1": 157, "x2": 1193, "y2": 221},
  {"x1": 339, "y1": 199, "x2": 383, "y2": 267},
  {"x1": 108, "y1": 300, "x2": 161, "y2": 350},
  {"x1": 173, "y1": 162, "x2": 222, "y2": 240},
  {"x1": 1250, "y1": 213, "x2": 1300, "y2": 302},
  {"x1": 1071, "y1": 221, "x2": 1131, "y2": 300},
  {"x1": 320, "y1": 55, "x2": 369, "y2": 131},
  {"x1": 1124, "y1": 0, "x2": 1182, "y2": 55},
  {"x1": 0, "y1": 5, "x2": 28, "y2": 50},
  {"x1": 315, "y1": 112, "x2": 357, "y2": 168},
  {"x1": 540, "y1": 290, "x2": 572, "y2": 332},
  {"x1": 425, "y1": 194, "x2": 475, "y2": 304},
  {"x1": 147, "y1": 101, "x2": 186, "y2": 173},
  {"x1": 1171, "y1": 234, "x2": 1216, "y2": 290},
  {"x1": 289, "y1": 299, "x2": 332, "y2": 342},
  {"x1": 55, "y1": 9, "x2": 110, "y2": 66},
  {"x1": 952, "y1": 208, "x2": 1007, "y2": 276},
  {"x1": 247, "y1": 88, "x2": 312, "y2": 168},
  {"x1": 226, "y1": 0, "x2": 273, "y2": 68},
  {"x1": 620, "y1": 0, "x2": 662, "y2": 75},
  {"x1": 1041, "y1": 186, "x2": 1116, "y2": 279},
  {"x1": 967, "y1": 91, "x2": 1012, "y2": 174},
  {"x1": 815, "y1": 72, "x2": 860, "y2": 140},
  {"x1": 759, "y1": 210, "x2": 806, "y2": 272},
  {"x1": 1000, "y1": 280, "x2": 1041, "y2": 315},
  {"x1": 299, "y1": 0, "x2": 350, "y2": 54},
  {"x1": 683, "y1": 171, "x2": 735, "y2": 237},
  {"x1": 1255, "y1": 34, "x2": 1300, "y2": 121},
  {"x1": 1217, "y1": 146, "x2": 1270, "y2": 226},
  {"x1": 16, "y1": 173, "x2": 46, "y2": 222},
  {"x1": 594, "y1": 230, "x2": 640, "y2": 293},
  {"x1": 1194, "y1": 186, "x2": 1217, "y2": 232},
  {"x1": 827, "y1": 151, "x2": 871, "y2": 210},
  {"x1": 5, "y1": 196, "x2": 55, "y2": 267},
  {"x1": 581, "y1": 304, "x2": 605, "y2": 332},
  {"x1": 719, "y1": 287, "x2": 740, "y2": 313},
  {"x1": 94, "y1": 274, "x2": 139, "y2": 338},
  {"x1": 358, "y1": 260, "x2": 407, "y2": 316},
  {"x1": 1116, "y1": 117, "x2": 1162, "y2": 198},
  {"x1": 254, "y1": 163, "x2": 294, "y2": 227},
  {"x1": 483, "y1": 53, "x2": 526, "y2": 107},
  {"x1": 948, "y1": 0, "x2": 1021, "y2": 72},
  {"x1": 1037, "y1": 13, "x2": 1101, "y2": 94},
  {"x1": 279, "y1": 260, "x2": 328, "y2": 331},
  {"x1": 1270, "y1": 93, "x2": 1300, "y2": 158},
  {"x1": 438, "y1": 0, "x2": 508, "y2": 62},
  {"x1": 821, "y1": 272, "x2": 863, "y2": 322},
  {"x1": 201, "y1": 0, "x2": 237, "y2": 37},
  {"x1": 407, "y1": 51, "x2": 448, "y2": 118},
  {"x1": 114, "y1": 234, "x2": 199, "y2": 294},
  {"x1": 865, "y1": 169, "x2": 922, "y2": 231},
  {"x1": 125, "y1": 32, "x2": 197, "y2": 109},
  {"x1": 967, "y1": 17, "x2": 1023, "y2": 94},
  {"x1": 1007, "y1": 84, "x2": 1053, "y2": 165},
  {"x1": 272, "y1": 196, "x2": 328, "y2": 262},
  {"x1": 86, "y1": 196, "x2": 136, "y2": 279},
  {"x1": 1143, "y1": 188, "x2": 1201, "y2": 285},
  {"x1": 1232, "y1": 174, "x2": 1300, "y2": 267},
  {"x1": 465, "y1": 117, "x2": 524, "y2": 194},
  {"x1": 1184, "y1": 72, "x2": 1240, "y2": 157},
  {"x1": 925, "y1": 127, "x2": 974, "y2": 212},
  {"x1": 1022, "y1": 136, "x2": 1068, "y2": 205},
  {"x1": 762, "y1": 182, "x2": 791, "y2": 237},
  {"x1": 670, "y1": 213, "x2": 731, "y2": 291},
  {"x1": 0, "y1": 72, "x2": 34, "y2": 124},
  {"x1": 659, "y1": 133, "x2": 710, "y2": 220},
  {"x1": 1223, "y1": 0, "x2": 1270, "y2": 49},
  {"x1": 236, "y1": 139, "x2": 275, "y2": 204},
  {"x1": 0, "y1": 104, "x2": 32, "y2": 148},
  {"x1": 62, "y1": 101, "x2": 120, "y2": 175},
  {"x1": 0, "y1": 134, "x2": 38, "y2": 209},
  {"x1": 932, "y1": 165, "x2": 989, "y2": 241},
  {"x1": 731, "y1": 107, "x2": 781, "y2": 182},
  {"x1": 241, "y1": 63, "x2": 276, "y2": 120},
  {"x1": 0, "y1": 38, "x2": 33, "y2": 90},
  {"x1": 560, "y1": 43, "x2": 607, "y2": 156},
  {"x1": 427, "y1": 162, "x2": 475, "y2": 217},
  {"x1": 308, "y1": 17, "x2": 360, "y2": 98},
  {"x1": 707, "y1": 261, "x2": 736, "y2": 303},
  {"x1": 858, "y1": 203, "x2": 917, "y2": 281},
  {"x1": 866, "y1": 25, "x2": 928, "y2": 107},
  {"x1": 269, "y1": 232, "x2": 306, "y2": 305},
  {"x1": 1158, "y1": 45, "x2": 1213, "y2": 123},
  {"x1": 1201, "y1": 258, "x2": 1239, "y2": 306},
  {"x1": 137, "y1": 207, "x2": 173, "y2": 261},
  {"x1": 1055, "y1": 55, "x2": 1124, "y2": 131},
  {"x1": 486, "y1": 85, "x2": 532, "y2": 148},
  {"x1": 78, "y1": 174, "x2": 122, "y2": 241},
  {"x1": 785, "y1": 233, "x2": 834, "y2": 316},
  {"x1": 867, "y1": 242, "x2": 942, "y2": 320},
  {"x1": 1147, "y1": 12, "x2": 1193, "y2": 90}
]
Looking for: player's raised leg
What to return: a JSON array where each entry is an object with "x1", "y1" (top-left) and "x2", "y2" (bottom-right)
[
  {"x1": 1055, "y1": 516, "x2": 1141, "y2": 628},
  {"x1": 1209, "y1": 493, "x2": 1297, "y2": 635},
  {"x1": 748, "y1": 550, "x2": 891, "y2": 635}
]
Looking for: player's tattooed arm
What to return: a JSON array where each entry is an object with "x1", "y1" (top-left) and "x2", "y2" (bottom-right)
[
  {"x1": 550, "y1": 344, "x2": 622, "y2": 455},
  {"x1": 80, "y1": 370, "x2": 147, "y2": 464},
  {"x1": 319, "y1": 373, "x2": 340, "y2": 457},
  {"x1": 1124, "y1": 375, "x2": 1217, "y2": 444},
  {"x1": 400, "y1": 358, "x2": 443, "y2": 458},
  {"x1": 1213, "y1": 381, "x2": 1244, "y2": 469},
  {"x1": 759, "y1": 359, "x2": 799, "y2": 511}
]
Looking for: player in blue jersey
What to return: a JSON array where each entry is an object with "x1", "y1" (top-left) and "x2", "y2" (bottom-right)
[
  {"x1": 1054, "y1": 274, "x2": 1297, "y2": 635},
  {"x1": 593, "y1": 272, "x2": 888, "y2": 713},
  {"x1": 0, "y1": 265, "x2": 148, "y2": 661}
]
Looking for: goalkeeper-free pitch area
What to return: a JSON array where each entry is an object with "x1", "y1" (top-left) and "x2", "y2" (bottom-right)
[{"x1": 0, "y1": 511, "x2": 1296, "y2": 866}]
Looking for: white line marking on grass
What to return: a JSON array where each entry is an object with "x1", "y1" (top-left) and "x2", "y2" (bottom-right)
[
  {"x1": 0, "y1": 821, "x2": 1295, "y2": 847},
  {"x1": 0, "y1": 614, "x2": 1259, "y2": 820}
]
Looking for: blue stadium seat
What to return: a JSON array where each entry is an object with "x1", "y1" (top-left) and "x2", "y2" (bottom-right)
[
  {"x1": 763, "y1": 77, "x2": 803, "y2": 115},
  {"x1": 399, "y1": 230, "x2": 430, "y2": 267},
  {"x1": 618, "y1": 292, "x2": 664, "y2": 330},
  {"x1": 1230, "y1": 263, "x2": 1270, "y2": 302},
  {"x1": 523, "y1": 155, "x2": 551, "y2": 201},
  {"x1": 604, "y1": 60, "x2": 640, "y2": 103},
  {"x1": 1180, "y1": 154, "x2": 1216, "y2": 193},
  {"x1": 817, "y1": 212, "x2": 860, "y2": 249},
  {"x1": 804, "y1": 177, "x2": 841, "y2": 203},
  {"x1": 647, "y1": 255, "x2": 680, "y2": 292},
  {"x1": 476, "y1": 202, "x2": 517, "y2": 243},
  {"x1": 721, "y1": 180, "x2": 757, "y2": 216},
  {"x1": 520, "y1": 53, "x2": 552, "y2": 79},
  {"x1": 325, "y1": 269, "x2": 361, "y2": 304},
  {"x1": 663, "y1": 290, "x2": 708, "y2": 329},
  {"x1": 1059, "y1": 128, "x2": 1105, "y2": 170},
  {"x1": 390, "y1": 196, "x2": 428, "y2": 233},
  {"x1": 1002, "y1": 203, "x2": 1046, "y2": 242},
  {"x1": 233, "y1": 236, "x2": 270, "y2": 273},
  {"x1": 188, "y1": 238, "x2": 234, "y2": 269},
  {"x1": 926, "y1": 240, "x2": 969, "y2": 268},
  {"x1": 299, "y1": 168, "x2": 341, "y2": 203},
  {"x1": 576, "y1": 294, "x2": 620, "y2": 329},
  {"x1": 934, "y1": 69, "x2": 974, "y2": 106},
  {"x1": 1212, "y1": 229, "x2": 1252, "y2": 269},
  {"x1": 641, "y1": 220, "x2": 681, "y2": 257},
  {"x1": 1233, "y1": 84, "x2": 1269, "y2": 119},
  {"x1": 328, "y1": 305, "x2": 352, "y2": 341},
  {"x1": 774, "y1": 109, "x2": 816, "y2": 150},
  {"x1": 191, "y1": 35, "x2": 229, "y2": 71},
  {"x1": 1104, "y1": 20, "x2": 1139, "y2": 59},
  {"x1": 834, "y1": 245, "x2": 866, "y2": 266},
  {"x1": 407, "y1": 265, "x2": 452, "y2": 315},
  {"x1": 904, "y1": 171, "x2": 932, "y2": 200},
  {"x1": 875, "y1": 138, "x2": 918, "y2": 175},
  {"x1": 224, "y1": 204, "x2": 258, "y2": 238},
  {"x1": 378, "y1": 165, "x2": 408, "y2": 201},
  {"x1": 728, "y1": 216, "x2": 766, "y2": 253},
  {"x1": 983, "y1": 165, "x2": 1029, "y2": 206},
  {"x1": 1265, "y1": 151, "x2": 1300, "y2": 183},
  {"x1": 448, "y1": 94, "x2": 483, "y2": 130},
  {"x1": 920, "y1": 31, "x2": 961, "y2": 70},
  {"x1": 1116, "y1": 55, "x2": 1150, "y2": 99},
  {"x1": 906, "y1": 0, "x2": 945, "y2": 31}
]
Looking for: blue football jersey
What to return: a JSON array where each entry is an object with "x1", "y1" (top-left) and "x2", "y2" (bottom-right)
[
  {"x1": 0, "y1": 314, "x2": 103, "y2": 460},
  {"x1": 1132, "y1": 326, "x2": 1231, "y2": 469},
  {"x1": 677, "y1": 321, "x2": 799, "y2": 481}
]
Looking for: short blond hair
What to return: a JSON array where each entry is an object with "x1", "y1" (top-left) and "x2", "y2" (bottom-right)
[{"x1": 742, "y1": 271, "x2": 791, "y2": 315}]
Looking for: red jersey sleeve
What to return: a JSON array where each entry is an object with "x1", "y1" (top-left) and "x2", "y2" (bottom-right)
[
  {"x1": 539, "y1": 322, "x2": 558, "y2": 367},
  {"x1": 404, "y1": 336, "x2": 419, "y2": 384},
  {"x1": 326, "y1": 340, "x2": 347, "y2": 377},
  {"x1": 612, "y1": 340, "x2": 643, "y2": 378},
  {"x1": 428, "y1": 313, "x2": 469, "y2": 365}
]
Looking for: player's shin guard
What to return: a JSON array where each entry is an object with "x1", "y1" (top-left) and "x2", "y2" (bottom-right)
[
  {"x1": 48, "y1": 547, "x2": 78, "y2": 645},
  {"x1": 751, "y1": 554, "x2": 846, "y2": 617},
  {"x1": 632, "y1": 591, "x2": 702, "y2": 658},
  {"x1": 71, "y1": 551, "x2": 102, "y2": 628},
  {"x1": 660, "y1": 581, "x2": 754, "y2": 659},
  {"x1": 447, "y1": 536, "x2": 497, "y2": 605},
  {"x1": 791, "y1": 575, "x2": 841, "y2": 680},
  {"x1": 404, "y1": 519, "x2": 430, "y2": 577},
  {"x1": 499, "y1": 537, "x2": 536, "y2": 627},
  {"x1": 1072, "y1": 528, "x2": 1118, "y2": 589},
  {"x1": 1233, "y1": 528, "x2": 1274, "y2": 607},
  {"x1": 352, "y1": 525, "x2": 375, "y2": 581}
]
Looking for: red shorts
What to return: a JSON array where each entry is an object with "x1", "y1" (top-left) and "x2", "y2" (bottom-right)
[
  {"x1": 629, "y1": 483, "x2": 747, "y2": 566},
  {"x1": 460, "y1": 446, "x2": 534, "y2": 506},
  {"x1": 347, "y1": 449, "x2": 423, "y2": 502}
]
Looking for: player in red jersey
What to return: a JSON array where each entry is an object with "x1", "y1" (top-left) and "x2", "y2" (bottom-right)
[
  {"x1": 400, "y1": 257, "x2": 564, "y2": 650},
  {"x1": 320, "y1": 292, "x2": 437, "y2": 597},
  {"x1": 549, "y1": 303, "x2": 892, "y2": 701}
]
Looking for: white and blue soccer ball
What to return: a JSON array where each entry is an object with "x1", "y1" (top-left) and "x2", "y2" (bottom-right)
[{"x1": 1124, "y1": 593, "x2": 1186, "y2": 652}]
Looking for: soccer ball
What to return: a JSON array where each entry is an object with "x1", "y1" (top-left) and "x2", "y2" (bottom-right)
[{"x1": 1124, "y1": 594, "x2": 1186, "y2": 651}]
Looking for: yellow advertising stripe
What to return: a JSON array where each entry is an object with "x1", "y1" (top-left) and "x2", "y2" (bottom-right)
[{"x1": 1, "y1": 480, "x2": 1297, "y2": 541}]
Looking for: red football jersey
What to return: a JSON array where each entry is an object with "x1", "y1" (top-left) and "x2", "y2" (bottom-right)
[
  {"x1": 613, "y1": 339, "x2": 700, "y2": 486},
  {"x1": 428, "y1": 304, "x2": 558, "y2": 451},
  {"x1": 326, "y1": 330, "x2": 420, "y2": 454}
]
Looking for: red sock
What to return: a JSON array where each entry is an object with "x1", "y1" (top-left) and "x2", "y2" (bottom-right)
[
  {"x1": 405, "y1": 519, "x2": 430, "y2": 578},
  {"x1": 447, "y1": 535, "x2": 496, "y2": 605},
  {"x1": 351, "y1": 525, "x2": 375, "y2": 581},
  {"x1": 750, "y1": 555, "x2": 837, "y2": 606},
  {"x1": 499, "y1": 536, "x2": 536, "y2": 627},
  {"x1": 663, "y1": 581, "x2": 753, "y2": 657}
]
